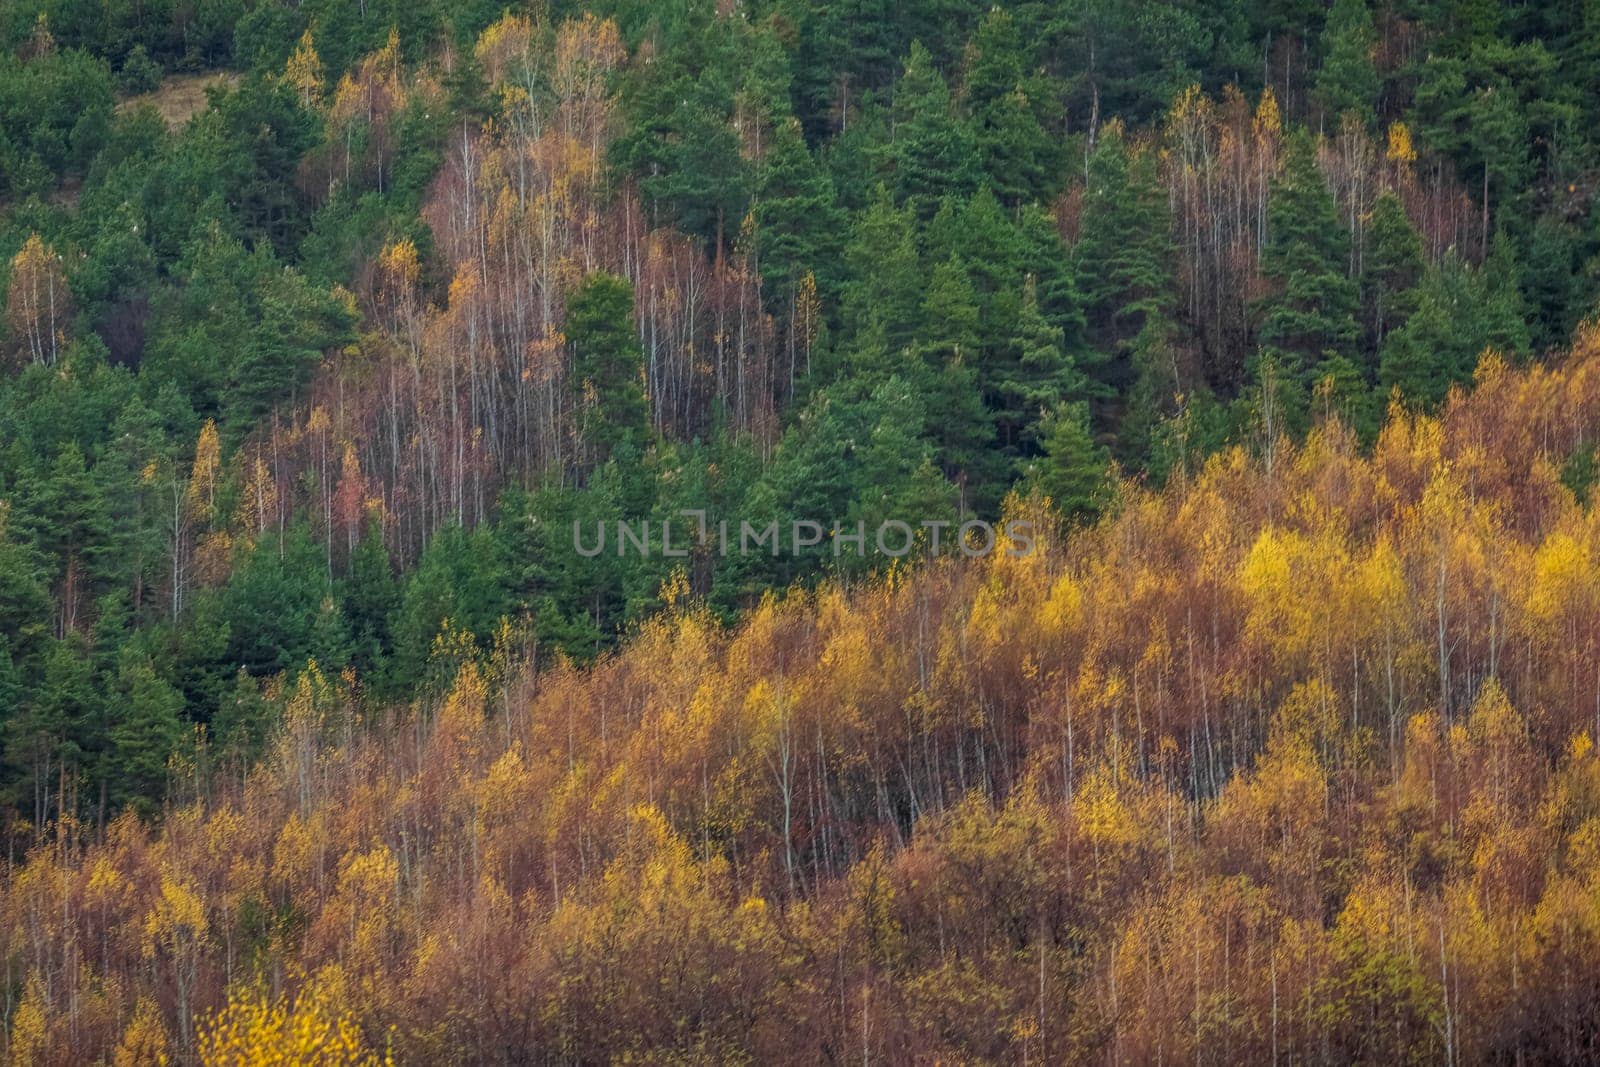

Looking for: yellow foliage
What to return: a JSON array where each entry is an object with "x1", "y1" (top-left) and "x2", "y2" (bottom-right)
[
  {"x1": 435, "y1": 660, "x2": 488, "y2": 771},
  {"x1": 8, "y1": 975, "x2": 49, "y2": 1066},
  {"x1": 1073, "y1": 767, "x2": 1138, "y2": 850},
  {"x1": 5, "y1": 233, "x2": 70, "y2": 366},
  {"x1": 1253, "y1": 87, "x2": 1281, "y2": 139},
  {"x1": 187, "y1": 418, "x2": 222, "y2": 519},
  {"x1": 377, "y1": 239, "x2": 420, "y2": 289},
  {"x1": 114, "y1": 997, "x2": 171, "y2": 1067},
  {"x1": 1527, "y1": 530, "x2": 1596, "y2": 631},
  {"x1": 198, "y1": 983, "x2": 391, "y2": 1067},
  {"x1": 1386, "y1": 121, "x2": 1416, "y2": 164},
  {"x1": 284, "y1": 30, "x2": 324, "y2": 105},
  {"x1": 474, "y1": 12, "x2": 532, "y2": 85},
  {"x1": 1467, "y1": 678, "x2": 1522, "y2": 748},
  {"x1": 1034, "y1": 573, "x2": 1084, "y2": 640}
]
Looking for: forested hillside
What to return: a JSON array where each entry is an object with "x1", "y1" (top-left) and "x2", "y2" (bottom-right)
[
  {"x1": 7, "y1": 340, "x2": 1600, "y2": 1062},
  {"x1": 4, "y1": 0, "x2": 1600, "y2": 1060}
]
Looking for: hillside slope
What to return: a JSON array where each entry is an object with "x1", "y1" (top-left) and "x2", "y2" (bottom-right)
[{"x1": 10, "y1": 338, "x2": 1600, "y2": 1063}]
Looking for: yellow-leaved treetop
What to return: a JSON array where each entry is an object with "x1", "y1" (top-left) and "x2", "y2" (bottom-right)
[
  {"x1": 198, "y1": 983, "x2": 392, "y2": 1067},
  {"x1": 284, "y1": 30, "x2": 324, "y2": 106},
  {"x1": 5, "y1": 233, "x2": 70, "y2": 368}
]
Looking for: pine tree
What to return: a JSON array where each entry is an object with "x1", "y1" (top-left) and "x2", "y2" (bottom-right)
[
  {"x1": 1361, "y1": 192, "x2": 1424, "y2": 354},
  {"x1": 0, "y1": 505, "x2": 50, "y2": 665},
  {"x1": 1412, "y1": 47, "x2": 1539, "y2": 244},
  {"x1": 1377, "y1": 248, "x2": 1523, "y2": 407},
  {"x1": 1311, "y1": 352, "x2": 1380, "y2": 441},
  {"x1": 963, "y1": 9, "x2": 1061, "y2": 205},
  {"x1": 211, "y1": 668, "x2": 271, "y2": 766},
  {"x1": 5, "y1": 634, "x2": 101, "y2": 827},
  {"x1": 892, "y1": 42, "x2": 978, "y2": 220},
  {"x1": 916, "y1": 257, "x2": 1001, "y2": 504},
  {"x1": 110, "y1": 648, "x2": 185, "y2": 817},
  {"x1": 823, "y1": 99, "x2": 893, "y2": 213},
  {"x1": 22, "y1": 445, "x2": 114, "y2": 635},
  {"x1": 1116, "y1": 311, "x2": 1181, "y2": 468},
  {"x1": 1471, "y1": 82, "x2": 1532, "y2": 233},
  {"x1": 756, "y1": 117, "x2": 844, "y2": 316},
  {"x1": 1075, "y1": 121, "x2": 1173, "y2": 393},
  {"x1": 1480, "y1": 227, "x2": 1531, "y2": 355},
  {"x1": 991, "y1": 276, "x2": 1089, "y2": 459},
  {"x1": 840, "y1": 188, "x2": 923, "y2": 357},
  {"x1": 340, "y1": 524, "x2": 398, "y2": 682},
  {"x1": 947, "y1": 187, "x2": 1023, "y2": 342},
  {"x1": 1015, "y1": 204, "x2": 1089, "y2": 360},
  {"x1": 1256, "y1": 129, "x2": 1360, "y2": 378},
  {"x1": 1522, "y1": 213, "x2": 1589, "y2": 352},
  {"x1": 567, "y1": 272, "x2": 650, "y2": 467},
  {"x1": 1031, "y1": 403, "x2": 1109, "y2": 525},
  {"x1": 789, "y1": 0, "x2": 904, "y2": 135},
  {"x1": 845, "y1": 378, "x2": 961, "y2": 548},
  {"x1": 1315, "y1": 0, "x2": 1380, "y2": 122},
  {"x1": 658, "y1": 98, "x2": 750, "y2": 250}
]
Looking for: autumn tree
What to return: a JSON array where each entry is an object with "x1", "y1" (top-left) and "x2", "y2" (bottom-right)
[{"x1": 5, "y1": 234, "x2": 71, "y2": 368}]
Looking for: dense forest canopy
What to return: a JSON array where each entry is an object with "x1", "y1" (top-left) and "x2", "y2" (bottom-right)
[{"x1": 3, "y1": 0, "x2": 1600, "y2": 1060}]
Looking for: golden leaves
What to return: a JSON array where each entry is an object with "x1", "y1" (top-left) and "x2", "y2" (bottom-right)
[
  {"x1": 474, "y1": 12, "x2": 532, "y2": 86},
  {"x1": 141, "y1": 876, "x2": 208, "y2": 960},
  {"x1": 113, "y1": 997, "x2": 171, "y2": 1067},
  {"x1": 376, "y1": 240, "x2": 420, "y2": 290},
  {"x1": 1385, "y1": 121, "x2": 1417, "y2": 165},
  {"x1": 6, "y1": 233, "x2": 70, "y2": 367},
  {"x1": 1253, "y1": 87, "x2": 1281, "y2": 140},
  {"x1": 283, "y1": 30, "x2": 324, "y2": 106},
  {"x1": 198, "y1": 982, "x2": 391, "y2": 1067},
  {"x1": 1073, "y1": 767, "x2": 1140, "y2": 850},
  {"x1": 187, "y1": 419, "x2": 222, "y2": 520},
  {"x1": 1527, "y1": 528, "x2": 1598, "y2": 633}
]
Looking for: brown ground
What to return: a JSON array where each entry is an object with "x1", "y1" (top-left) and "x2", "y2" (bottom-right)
[{"x1": 117, "y1": 71, "x2": 241, "y2": 129}]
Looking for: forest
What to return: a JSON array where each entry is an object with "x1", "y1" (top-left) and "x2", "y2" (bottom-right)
[{"x1": 2, "y1": 0, "x2": 1600, "y2": 1060}]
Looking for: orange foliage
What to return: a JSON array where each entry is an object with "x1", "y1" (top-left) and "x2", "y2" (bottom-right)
[{"x1": 10, "y1": 348, "x2": 1600, "y2": 1060}]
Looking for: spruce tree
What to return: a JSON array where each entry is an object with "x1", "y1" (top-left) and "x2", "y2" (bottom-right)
[
  {"x1": 22, "y1": 444, "x2": 115, "y2": 623},
  {"x1": 1523, "y1": 213, "x2": 1589, "y2": 352},
  {"x1": 891, "y1": 42, "x2": 978, "y2": 220},
  {"x1": 1031, "y1": 403, "x2": 1109, "y2": 525},
  {"x1": 840, "y1": 188, "x2": 922, "y2": 357},
  {"x1": 1378, "y1": 248, "x2": 1524, "y2": 407},
  {"x1": 756, "y1": 116, "x2": 844, "y2": 316},
  {"x1": 1315, "y1": 0, "x2": 1380, "y2": 122},
  {"x1": 1480, "y1": 228, "x2": 1531, "y2": 355},
  {"x1": 1256, "y1": 129, "x2": 1360, "y2": 378},
  {"x1": 945, "y1": 187, "x2": 1024, "y2": 358},
  {"x1": 110, "y1": 648, "x2": 185, "y2": 817},
  {"x1": 567, "y1": 272, "x2": 650, "y2": 466},
  {"x1": 991, "y1": 276, "x2": 1089, "y2": 458},
  {"x1": 1311, "y1": 352, "x2": 1381, "y2": 441},
  {"x1": 212, "y1": 668, "x2": 272, "y2": 766},
  {"x1": 1116, "y1": 311, "x2": 1181, "y2": 468},
  {"x1": 5, "y1": 635, "x2": 101, "y2": 826},
  {"x1": 1015, "y1": 204, "x2": 1089, "y2": 359},
  {"x1": 963, "y1": 9, "x2": 1061, "y2": 205},
  {"x1": 1361, "y1": 192, "x2": 1424, "y2": 354},
  {"x1": 916, "y1": 257, "x2": 1002, "y2": 505},
  {"x1": 0, "y1": 507, "x2": 50, "y2": 665},
  {"x1": 1075, "y1": 122, "x2": 1173, "y2": 393}
]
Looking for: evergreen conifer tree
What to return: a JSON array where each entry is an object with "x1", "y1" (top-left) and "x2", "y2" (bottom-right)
[
  {"x1": 1256, "y1": 129, "x2": 1360, "y2": 378},
  {"x1": 892, "y1": 42, "x2": 978, "y2": 219}
]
